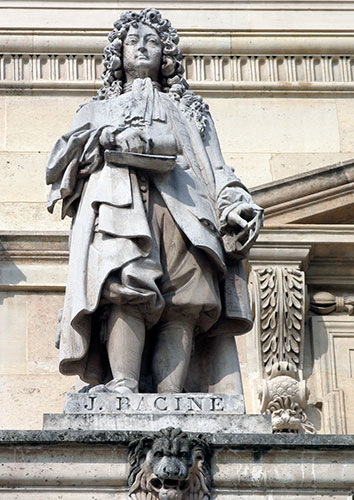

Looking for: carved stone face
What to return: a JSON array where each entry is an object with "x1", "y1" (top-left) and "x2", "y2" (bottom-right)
[
  {"x1": 123, "y1": 22, "x2": 163, "y2": 83},
  {"x1": 128, "y1": 428, "x2": 212, "y2": 500},
  {"x1": 144, "y1": 435, "x2": 193, "y2": 499}
]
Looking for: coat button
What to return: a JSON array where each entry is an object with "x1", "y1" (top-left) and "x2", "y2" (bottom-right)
[
  {"x1": 140, "y1": 176, "x2": 147, "y2": 182},
  {"x1": 140, "y1": 185, "x2": 147, "y2": 193}
]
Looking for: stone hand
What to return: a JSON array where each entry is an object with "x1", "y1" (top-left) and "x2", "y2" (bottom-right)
[
  {"x1": 99, "y1": 126, "x2": 148, "y2": 153},
  {"x1": 99, "y1": 126, "x2": 118, "y2": 149},
  {"x1": 224, "y1": 202, "x2": 263, "y2": 256},
  {"x1": 227, "y1": 202, "x2": 258, "y2": 230},
  {"x1": 114, "y1": 128, "x2": 148, "y2": 153}
]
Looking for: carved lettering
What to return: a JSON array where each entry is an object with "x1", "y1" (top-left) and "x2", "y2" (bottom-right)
[
  {"x1": 187, "y1": 397, "x2": 203, "y2": 411},
  {"x1": 154, "y1": 396, "x2": 168, "y2": 411},
  {"x1": 210, "y1": 396, "x2": 224, "y2": 411},
  {"x1": 174, "y1": 396, "x2": 182, "y2": 411},
  {"x1": 116, "y1": 396, "x2": 131, "y2": 411},
  {"x1": 84, "y1": 395, "x2": 96, "y2": 411},
  {"x1": 75, "y1": 393, "x2": 238, "y2": 414},
  {"x1": 136, "y1": 396, "x2": 147, "y2": 411}
]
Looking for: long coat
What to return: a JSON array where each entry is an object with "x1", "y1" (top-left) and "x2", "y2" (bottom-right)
[{"x1": 46, "y1": 84, "x2": 253, "y2": 387}]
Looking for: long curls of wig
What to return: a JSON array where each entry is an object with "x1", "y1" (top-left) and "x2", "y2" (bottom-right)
[{"x1": 94, "y1": 8, "x2": 188, "y2": 101}]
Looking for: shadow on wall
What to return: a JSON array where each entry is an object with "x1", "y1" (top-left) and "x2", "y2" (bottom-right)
[{"x1": 0, "y1": 239, "x2": 27, "y2": 304}]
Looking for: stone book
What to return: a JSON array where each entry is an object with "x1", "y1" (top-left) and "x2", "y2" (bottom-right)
[{"x1": 104, "y1": 150, "x2": 176, "y2": 173}]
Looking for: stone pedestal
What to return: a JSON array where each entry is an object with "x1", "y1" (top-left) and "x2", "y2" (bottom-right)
[{"x1": 43, "y1": 392, "x2": 272, "y2": 433}]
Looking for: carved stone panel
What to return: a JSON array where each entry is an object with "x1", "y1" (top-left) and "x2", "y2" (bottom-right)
[
  {"x1": 250, "y1": 267, "x2": 315, "y2": 433},
  {"x1": 311, "y1": 316, "x2": 354, "y2": 434}
]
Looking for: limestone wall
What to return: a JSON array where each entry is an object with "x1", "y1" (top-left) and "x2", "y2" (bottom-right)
[
  {"x1": 1, "y1": 1, "x2": 354, "y2": 431},
  {"x1": 1, "y1": 431, "x2": 354, "y2": 499}
]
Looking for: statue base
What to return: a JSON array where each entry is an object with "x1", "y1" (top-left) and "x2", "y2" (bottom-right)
[{"x1": 42, "y1": 392, "x2": 272, "y2": 433}]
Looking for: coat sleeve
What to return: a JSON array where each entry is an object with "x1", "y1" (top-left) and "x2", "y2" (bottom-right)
[
  {"x1": 46, "y1": 103, "x2": 105, "y2": 218},
  {"x1": 202, "y1": 112, "x2": 256, "y2": 230}
]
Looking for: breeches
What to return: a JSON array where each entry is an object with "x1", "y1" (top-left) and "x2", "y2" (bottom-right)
[{"x1": 100, "y1": 186, "x2": 221, "y2": 332}]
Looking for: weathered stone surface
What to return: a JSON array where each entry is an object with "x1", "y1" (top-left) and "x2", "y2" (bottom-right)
[
  {"x1": 0, "y1": 201, "x2": 71, "y2": 231},
  {"x1": 43, "y1": 412, "x2": 271, "y2": 434},
  {"x1": 223, "y1": 152, "x2": 273, "y2": 188},
  {"x1": 0, "y1": 152, "x2": 48, "y2": 203},
  {"x1": 27, "y1": 293, "x2": 65, "y2": 374},
  {"x1": 44, "y1": 391, "x2": 271, "y2": 433},
  {"x1": 208, "y1": 98, "x2": 340, "y2": 153},
  {"x1": 270, "y1": 152, "x2": 354, "y2": 181},
  {"x1": 5, "y1": 96, "x2": 87, "y2": 152},
  {"x1": 0, "y1": 97, "x2": 5, "y2": 150},
  {"x1": 310, "y1": 315, "x2": 354, "y2": 434},
  {"x1": 0, "y1": 375, "x2": 75, "y2": 430},
  {"x1": 46, "y1": 9, "x2": 260, "y2": 398},
  {"x1": 0, "y1": 293, "x2": 27, "y2": 375},
  {"x1": 127, "y1": 427, "x2": 212, "y2": 500},
  {"x1": 251, "y1": 158, "x2": 354, "y2": 224},
  {"x1": 1, "y1": 429, "x2": 354, "y2": 447},
  {"x1": 336, "y1": 98, "x2": 354, "y2": 153},
  {"x1": 0, "y1": 431, "x2": 353, "y2": 499},
  {"x1": 64, "y1": 392, "x2": 244, "y2": 414}
]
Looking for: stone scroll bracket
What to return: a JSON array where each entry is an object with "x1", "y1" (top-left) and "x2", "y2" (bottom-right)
[{"x1": 247, "y1": 244, "x2": 316, "y2": 433}]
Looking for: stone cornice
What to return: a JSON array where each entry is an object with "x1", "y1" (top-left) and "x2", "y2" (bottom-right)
[
  {"x1": 2, "y1": 1, "x2": 354, "y2": 9},
  {"x1": 1, "y1": 3, "x2": 354, "y2": 95},
  {"x1": 0, "y1": 429, "x2": 354, "y2": 448},
  {"x1": 1, "y1": 1, "x2": 354, "y2": 33},
  {"x1": 1, "y1": 30, "x2": 354, "y2": 54},
  {"x1": 251, "y1": 159, "x2": 354, "y2": 224},
  {"x1": 2, "y1": 227, "x2": 354, "y2": 289},
  {"x1": 3, "y1": 226, "x2": 354, "y2": 258}
]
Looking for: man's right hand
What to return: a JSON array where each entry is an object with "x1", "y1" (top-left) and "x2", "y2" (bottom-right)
[{"x1": 100, "y1": 126, "x2": 148, "y2": 153}]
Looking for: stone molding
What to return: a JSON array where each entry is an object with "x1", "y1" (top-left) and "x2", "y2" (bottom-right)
[
  {"x1": 1, "y1": 51, "x2": 354, "y2": 94},
  {"x1": 251, "y1": 159, "x2": 354, "y2": 224},
  {"x1": 311, "y1": 316, "x2": 354, "y2": 434},
  {"x1": 0, "y1": 231, "x2": 68, "y2": 291},
  {"x1": 1, "y1": 431, "x2": 354, "y2": 498},
  {"x1": 2, "y1": 31, "x2": 354, "y2": 54},
  {"x1": 2, "y1": 1, "x2": 354, "y2": 33},
  {"x1": 3, "y1": 227, "x2": 354, "y2": 289}
]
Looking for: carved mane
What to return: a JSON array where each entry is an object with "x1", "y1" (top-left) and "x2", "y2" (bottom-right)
[{"x1": 128, "y1": 428, "x2": 212, "y2": 500}]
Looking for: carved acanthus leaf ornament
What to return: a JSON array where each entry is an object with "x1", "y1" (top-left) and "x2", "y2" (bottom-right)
[{"x1": 250, "y1": 267, "x2": 315, "y2": 434}]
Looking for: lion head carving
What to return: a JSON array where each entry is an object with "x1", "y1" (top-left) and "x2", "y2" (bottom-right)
[{"x1": 128, "y1": 427, "x2": 212, "y2": 500}]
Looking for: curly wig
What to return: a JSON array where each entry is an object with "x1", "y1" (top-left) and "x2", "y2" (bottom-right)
[
  {"x1": 93, "y1": 9, "x2": 209, "y2": 133},
  {"x1": 94, "y1": 8, "x2": 188, "y2": 100}
]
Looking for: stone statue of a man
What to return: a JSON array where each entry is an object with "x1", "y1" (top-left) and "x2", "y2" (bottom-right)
[{"x1": 46, "y1": 9, "x2": 262, "y2": 395}]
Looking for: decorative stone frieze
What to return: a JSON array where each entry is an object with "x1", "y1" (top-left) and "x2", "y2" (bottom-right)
[
  {"x1": 128, "y1": 427, "x2": 212, "y2": 500},
  {"x1": 1, "y1": 53, "x2": 354, "y2": 94},
  {"x1": 249, "y1": 266, "x2": 315, "y2": 433}
]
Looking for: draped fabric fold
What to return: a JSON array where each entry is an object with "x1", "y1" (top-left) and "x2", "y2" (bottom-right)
[{"x1": 46, "y1": 82, "x2": 253, "y2": 385}]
